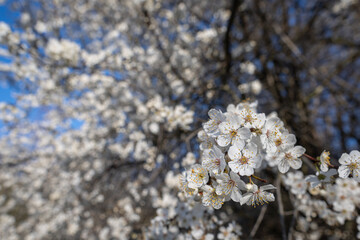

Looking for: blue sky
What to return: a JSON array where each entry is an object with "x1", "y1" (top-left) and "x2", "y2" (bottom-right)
[
  {"x1": 0, "y1": 1, "x2": 18, "y2": 104},
  {"x1": 0, "y1": 1, "x2": 18, "y2": 23},
  {"x1": 0, "y1": 2, "x2": 84, "y2": 130}
]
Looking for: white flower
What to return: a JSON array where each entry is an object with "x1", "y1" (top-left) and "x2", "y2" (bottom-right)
[
  {"x1": 197, "y1": 130, "x2": 216, "y2": 150},
  {"x1": 45, "y1": 38, "x2": 80, "y2": 65},
  {"x1": 320, "y1": 150, "x2": 331, "y2": 172},
  {"x1": 226, "y1": 101, "x2": 258, "y2": 115},
  {"x1": 272, "y1": 131, "x2": 296, "y2": 152},
  {"x1": 182, "y1": 152, "x2": 197, "y2": 167},
  {"x1": 240, "y1": 61, "x2": 256, "y2": 75},
  {"x1": 305, "y1": 169, "x2": 337, "y2": 188},
  {"x1": 217, "y1": 113, "x2": 251, "y2": 147},
  {"x1": 249, "y1": 113, "x2": 266, "y2": 136},
  {"x1": 236, "y1": 101, "x2": 258, "y2": 113},
  {"x1": 264, "y1": 151, "x2": 279, "y2": 167},
  {"x1": 180, "y1": 172, "x2": 197, "y2": 197},
  {"x1": 283, "y1": 172, "x2": 307, "y2": 195},
  {"x1": 166, "y1": 105, "x2": 194, "y2": 131},
  {"x1": 228, "y1": 142, "x2": 261, "y2": 176},
  {"x1": 35, "y1": 21, "x2": 47, "y2": 33},
  {"x1": 215, "y1": 171, "x2": 245, "y2": 202},
  {"x1": 333, "y1": 199, "x2": 355, "y2": 220},
  {"x1": 202, "y1": 146, "x2": 226, "y2": 174},
  {"x1": 203, "y1": 109, "x2": 226, "y2": 137},
  {"x1": 338, "y1": 150, "x2": 360, "y2": 181},
  {"x1": 277, "y1": 146, "x2": 305, "y2": 173},
  {"x1": 217, "y1": 221, "x2": 242, "y2": 240},
  {"x1": 238, "y1": 107, "x2": 258, "y2": 128},
  {"x1": 260, "y1": 117, "x2": 284, "y2": 153},
  {"x1": 0, "y1": 22, "x2": 11, "y2": 41},
  {"x1": 240, "y1": 184, "x2": 276, "y2": 207},
  {"x1": 187, "y1": 164, "x2": 209, "y2": 189},
  {"x1": 201, "y1": 185, "x2": 225, "y2": 209},
  {"x1": 238, "y1": 80, "x2": 262, "y2": 95}
]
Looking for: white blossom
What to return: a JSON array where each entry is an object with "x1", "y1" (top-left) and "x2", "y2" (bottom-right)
[
  {"x1": 202, "y1": 146, "x2": 226, "y2": 174},
  {"x1": 215, "y1": 171, "x2": 245, "y2": 202},
  {"x1": 228, "y1": 142, "x2": 261, "y2": 176},
  {"x1": 240, "y1": 184, "x2": 276, "y2": 207},
  {"x1": 217, "y1": 113, "x2": 251, "y2": 147},
  {"x1": 320, "y1": 150, "x2": 331, "y2": 172},
  {"x1": 305, "y1": 169, "x2": 337, "y2": 188},
  {"x1": 338, "y1": 150, "x2": 360, "y2": 181},
  {"x1": 201, "y1": 185, "x2": 225, "y2": 209},
  {"x1": 277, "y1": 146, "x2": 305, "y2": 173},
  {"x1": 187, "y1": 164, "x2": 209, "y2": 189},
  {"x1": 203, "y1": 109, "x2": 226, "y2": 137}
]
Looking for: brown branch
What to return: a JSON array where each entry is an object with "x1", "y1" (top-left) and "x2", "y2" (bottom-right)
[
  {"x1": 276, "y1": 176, "x2": 287, "y2": 240},
  {"x1": 223, "y1": 0, "x2": 242, "y2": 85},
  {"x1": 249, "y1": 205, "x2": 268, "y2": 238},
  {"x1": 302, "y1": 153, "x2": 338, "y2": 169},
  {"x1": 251, "y1": 174, "x2": 268, "y2": 183}
]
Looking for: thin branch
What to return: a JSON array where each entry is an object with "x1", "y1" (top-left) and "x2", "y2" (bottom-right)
[
  {"x1": 251, "y1": 174, "x2": 268, "y2": 183},
  {"x1": 303, "y1": 153, "x2": 338, "y2": 169},
  {"x1": 276, "y1": 176, "x2": 287, "y2": 240},
  {"x1": 288, "y1": 209, "x2": 298, "y2": 240},
  {"x1": 223, "y1": 0, "x2": 241, "y2": 84},
  {"x1": 303, "y1": 153, "x2": 317, "y2": 162},
  {"x1": 249, "y1": 205, "x2": 268, "y2": 238}
]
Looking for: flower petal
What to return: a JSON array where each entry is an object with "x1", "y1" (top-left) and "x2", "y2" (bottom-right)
[
  {"x1": 278, "y1": 159, "x2": 290, "y2": 173},
  {"x1": 230, "y1": 188, "x2": 242, "y2": 202},
  {"x1": 260, "y1": 184, "x2": 276, "y2": 191},
  {"x1": 239, "y1": 164, "x2": 254, "y2": 176},
  {"x1": 350, "y1": 150, "x2": 360, "y2": 162},
  {"x1": 237, "y1": 127, "x2": 251, "y2": 140},
  {"x1": 228, "y1": 160, "x2": 240, "y2": 173},
  {"x1": 339, "y1": 153, "x2": 351, "y2": 165},
  {"x1": 288, "y1": 158, "x2": 302, "y2": 170},
  {"x1": 217, "y1": 134, "x2": 231, "y2": 147},
  {"x1": 320, "y1": 163, "x2": 329, "y2": 172},
  {"x1": 228, "y1": 145, "x2": 242, "y2": 160},
  {"x1": 338, "y1": 165, "x2": 351, "y2": 178},
  {"x1": 291, "y1": 146, "x2": 306, "y2": 157},
  {"x1": 240, "y1": 193, "x2": 252, "y2": 205},
  {"x1": 353, "y1": 169, "x2": 360, "y2": 180}
]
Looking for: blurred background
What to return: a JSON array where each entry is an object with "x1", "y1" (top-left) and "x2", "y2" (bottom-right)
[{"x1": 0, "y1": 0, "x2": 359, "y2": 239}]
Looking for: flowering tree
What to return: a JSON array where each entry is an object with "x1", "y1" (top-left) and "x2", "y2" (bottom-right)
[{"x1": 0, "y1": 0, "x2": 360, "y2": 239}]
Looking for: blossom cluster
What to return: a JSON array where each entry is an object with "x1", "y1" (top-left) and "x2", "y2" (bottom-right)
[
  {"x1": 181, "y1": 102, "x2": 360, "y2": 238},
  {"x1": 182, "y1": 101, "x2": 307, "y2": 208},
  {"x1": 282, "y1": 151, "x2": 360, "y2": 225},
  {"x1": 147, "y1": 166, "x2": 243, "y2": 240}
]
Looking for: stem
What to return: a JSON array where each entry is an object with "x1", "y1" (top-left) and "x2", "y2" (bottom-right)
[
  {"x1": 303, "y1": 153, "x2": 317, "y2": 162},
  {"x1": 251, "y1": 174, "x2": 268, "y2": 183},
  {"x1": 249, "y1": 205, "x2": 268, "y2": 238},
  {"x1": 303, "y1": 153, "x2": 338, "y2": 169},
  {"x1": 276, "y1": 176, "x2": 287, "y2": 240},
  {"x1": 249, "y1": 176, "x2": 254, "y2": 184}
]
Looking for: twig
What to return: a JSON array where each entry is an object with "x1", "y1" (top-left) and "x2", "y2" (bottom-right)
[
  {"x1": 301, "y1": 156, "x2": 317, "y2": 172},
  {"x1": 249, "y1": 205, "x2": 268, "y2": 238},
  {"x1": 288, "y1": 209, "x2": 298, "y2": 240},
  {"x1": 251, "y1": 174, "x2": 268, "y2": 183},
  {"x1": 223, "y1": 0, "x2": 241, "y2": 85},
  {"x1": 303, "y1": 153, "x2": 317, "y2": 162},
  {"x1": 303, "y1": 153, "x2": 338, "y2": 169},
  {"x1": 276, "y1": 176, "x2": 287, "y2": 240},
  {"x1": 184, "y1": 128, "x2": 202, "y2": 152}
]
